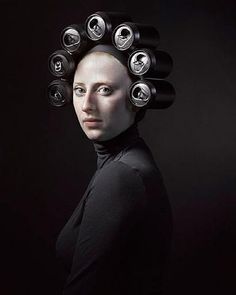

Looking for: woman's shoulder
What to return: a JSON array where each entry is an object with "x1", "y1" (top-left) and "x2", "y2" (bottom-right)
[
  {"x1": 88, "y1": 160, "x2": 147, "y2": 213},
  {"x1": 94, "y1": 160, "x2": 145, "y2": 190},
  {"x1": 119, "y1": 138, "x2": 162, "y2": 180},
  {"x1": 91, "y1": 138, "x2": 166, "y2": 199}
]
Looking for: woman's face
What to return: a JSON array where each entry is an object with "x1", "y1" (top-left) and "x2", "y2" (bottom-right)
[{"x1": 73, "y1": 52, "x2": 136, "y2": 141}]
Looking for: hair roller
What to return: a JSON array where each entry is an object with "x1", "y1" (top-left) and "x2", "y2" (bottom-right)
[
  {"x1": 128, "y1": 48, "x2": 173, "y2": 78},
  {"x1": 129, "y1": 79, "x2": 175, "y2": 109},
  {"x1": 112, "y1": 22, "x2": 160, "y2": 51},
  {"x1": 48, "y1": 80, "x2": 73, "y2": 107},
  {"x1": 60, "y1": 24, "x2": 92, "y2": 54},
  {"x1": 48, "y1": 50, "x2": 76, "y2": 78}
]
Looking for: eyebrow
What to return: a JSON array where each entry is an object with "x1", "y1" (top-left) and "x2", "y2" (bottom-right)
[
  {"x1": 73, "y1": 80, "x2": 115, "y2": 86},
  {"x1": 73, "y1": 81, "x2": 116, "y2": 87}
]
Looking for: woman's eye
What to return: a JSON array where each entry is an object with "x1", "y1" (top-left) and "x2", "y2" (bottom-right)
[
  {"x1": 97, "y1": 87, "x2": 112, "y2": 96},
  {"x1": 74, "y1": 87, "x2": 85, "y2": 96}
]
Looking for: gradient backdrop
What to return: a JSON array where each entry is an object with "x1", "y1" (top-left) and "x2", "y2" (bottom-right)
[{"x1": 1, "y1": 0, "x2": 235, "y2": 294}]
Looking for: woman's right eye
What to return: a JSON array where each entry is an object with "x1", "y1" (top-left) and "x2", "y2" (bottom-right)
[{"x1": 74, "y1": 87, "x2": 86, "y2": 96}]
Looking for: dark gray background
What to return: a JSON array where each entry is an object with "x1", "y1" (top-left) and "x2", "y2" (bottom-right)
[{"x1": 1, "y1": 0, "x2": 235, "y2": 294}]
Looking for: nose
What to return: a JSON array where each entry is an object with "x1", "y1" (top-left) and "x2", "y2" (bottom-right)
[{"x1": 82, "y1": 90, "x2": 96, "y2": 112}]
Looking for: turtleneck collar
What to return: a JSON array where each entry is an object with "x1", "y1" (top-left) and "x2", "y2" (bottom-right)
[{"x1": 93, "y1": 123, "x2": 140, "y2": 169}]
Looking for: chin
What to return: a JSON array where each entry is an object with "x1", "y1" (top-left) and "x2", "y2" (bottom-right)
[
  {"x1": 84, "y1": 129, "x2": 106, "y2": 141},
  {"x1": 82, "y1": 125, "x2": 126, "y2": 142}
]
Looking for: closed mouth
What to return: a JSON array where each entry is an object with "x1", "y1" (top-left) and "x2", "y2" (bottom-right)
[{"x1": 83, "y1": 118, "x2": 102, "y2": 123}]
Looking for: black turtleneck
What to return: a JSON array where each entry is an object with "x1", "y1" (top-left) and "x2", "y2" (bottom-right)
[
  {"x1": 93, "y1": 123, "x2": 140, "y2": 169},
  {"x1": 56, "y1": 123, "x2": 172, "y2": 295}
]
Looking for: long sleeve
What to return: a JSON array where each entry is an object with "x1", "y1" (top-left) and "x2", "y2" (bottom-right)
[{"x1": 62, "y1": 161, "x2": 147, "y2": 295}]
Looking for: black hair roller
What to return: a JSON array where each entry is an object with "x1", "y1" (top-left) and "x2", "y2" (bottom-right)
[
  {"x1": 48, "y1": 80, "x2": 72, "y2": 107},
  {"x1": 60, "y1": 24, "x2": 92, "y2": 54},
  {"x1": 112, "y1": 22, "x2": 160, "y2": 51},
  {"x1": 128, "y1": 48, "x2": 173, "y2": 78},
  {"x1": 129, "y1": 79, "x2": 175, "y2": 109},
  {"x1": 48, "y1": 50, "x2": 76, "y2": 78}
]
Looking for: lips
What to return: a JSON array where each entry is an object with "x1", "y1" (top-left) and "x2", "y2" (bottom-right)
[
  {"x1": 83, "y1": 118, "x2": 102, "y2": 123},
  {"x1": 83, "y1": 118, "x2": 102, "y2": 128}
]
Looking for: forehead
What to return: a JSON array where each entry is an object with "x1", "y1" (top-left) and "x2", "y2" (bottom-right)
[{"x1": 73, "y1": 52, "x2": 129, "y2": 84}]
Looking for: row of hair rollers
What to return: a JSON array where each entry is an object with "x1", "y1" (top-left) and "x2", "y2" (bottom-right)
[{"x1": 48, "y1": 11, "x2": 175, "y2": 109}]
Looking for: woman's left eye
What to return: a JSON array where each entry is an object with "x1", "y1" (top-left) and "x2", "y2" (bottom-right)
[
  {"x1": 97, "y1": 87, "x2": 112, "y2": 96},
  {"x1": 74, "y1": 87, "x2": 86, "y2": 96}
]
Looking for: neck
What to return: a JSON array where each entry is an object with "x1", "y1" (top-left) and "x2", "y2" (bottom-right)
[{"x1": 93, "y1": 123, "x2": 140, "y2": 169}]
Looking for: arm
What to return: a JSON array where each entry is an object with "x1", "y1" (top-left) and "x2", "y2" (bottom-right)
[{"x1": 62, "y1": 161, "x2": 146, "y2": 295}]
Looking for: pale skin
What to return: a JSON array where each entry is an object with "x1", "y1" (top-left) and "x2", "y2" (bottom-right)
[{"x1": 73, "y1": 52, "x2": 138, "y2": 141}]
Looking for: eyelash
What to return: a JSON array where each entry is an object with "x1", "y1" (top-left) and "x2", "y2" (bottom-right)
[
  {"x1": 73, "y1": 87, "x2": 85, "y2": 97},
  {"x1": 73, "y1": 86, "x2": 113, "y2": 97},
  {"x1": 98, "y1": 86, "x2": 112, "y2": 95}
]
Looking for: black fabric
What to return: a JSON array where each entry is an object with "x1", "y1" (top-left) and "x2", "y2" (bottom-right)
[{"x1": 56, "y1": 123, "x2": 172, "y2": 295}]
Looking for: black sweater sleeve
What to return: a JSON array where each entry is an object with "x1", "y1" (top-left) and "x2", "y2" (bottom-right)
[{"x1": 62, "y1": 161, "x2": 147, "y2": 295}]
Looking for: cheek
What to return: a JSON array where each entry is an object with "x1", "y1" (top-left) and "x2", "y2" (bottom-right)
[
  {"x1": 100, "y1": 99, "x2": 125, "y2": 122},
  {"x1": 73, "y1": 99, "x2": 91, "y2": 135},
  {"x1": 103, "y1": 91, "x2": 128, "y2": 113},
  {"x1": 111, "y1": 97, "x2": 133, "y2": 120},
  {"x1": 73, "y1": 98, "x2": 83, "y2": 120}
]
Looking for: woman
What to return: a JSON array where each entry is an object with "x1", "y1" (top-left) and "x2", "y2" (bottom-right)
[{"x1": 55, "y1": 44, "x2": 173, "y2": 295}]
